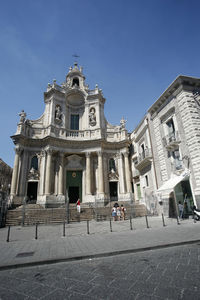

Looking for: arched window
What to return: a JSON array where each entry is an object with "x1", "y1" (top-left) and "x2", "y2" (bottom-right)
[
  {"x1": 72, "y1": 77, "x2": 79, "y2": 87},
  {"x1": 31, "y1": 156, "x2": 38, "y2": 170},
  {"x1": 109, "y1": 158, "x2": 116, "y2": 172}
]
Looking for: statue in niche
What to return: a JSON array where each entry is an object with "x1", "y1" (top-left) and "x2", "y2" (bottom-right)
[
  {"x1": 89, "y1": 107, "x2": 96, "y2": 126},
  {"x1": 55, "y1": 105, "x2": 62, "y2": 120},
  {"x1": 19, "y1": 110, "x2": 26, "y2": 123}
]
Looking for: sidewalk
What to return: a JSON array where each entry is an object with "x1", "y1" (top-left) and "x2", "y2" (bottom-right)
[{"x1": 0, "y1": 216, "x2": 200, "y2": 270}]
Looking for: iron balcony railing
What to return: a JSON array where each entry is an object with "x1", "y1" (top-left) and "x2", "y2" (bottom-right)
[
  {"x1": 134, "y1": 148, "x2": 152, "y2": 170},
  {"x1": 138, "y1": 148, "x2": 152, "y2": 163},
  {"x1": 162, "y1": 131, "x2": 180, "y2": 147}
]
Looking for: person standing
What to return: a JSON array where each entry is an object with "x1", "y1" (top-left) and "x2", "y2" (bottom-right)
[
  {"x1": 178, "y1": 201, "x2": 183, "y2": 219},
  {"x1": 117, "y1": 206, "x2": 121, "y2": 221},
  {"x1": 112, "y1": 205, "x2": 117, "y2": 221},
  {"x1": 121, "y1": 204, "x2": 126, "y2": 220},
  {"x1": 76, "y1": 198, "x2": 81, "y2": 213}
]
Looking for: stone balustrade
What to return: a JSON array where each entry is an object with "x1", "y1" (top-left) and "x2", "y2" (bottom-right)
[{"x1": 16, "y1": 123, "x2": 129, "y2": 142}]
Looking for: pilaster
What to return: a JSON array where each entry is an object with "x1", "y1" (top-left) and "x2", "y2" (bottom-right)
[
  {"x1": 45, "y1": 149, "x2": 53, "y2": 195},
  {"x1": 58, "y1": 153, "x2": 64, "y2": 195},
  {"x1": 38, "y1": 150, "x2": 46, "y2": 196},
  {"x1": 10, "y1": 147, "x2": 22, "y2": 197},
  {"x1": 97, "y1": 151, "x2": 104, "y2": 195},
  {"x1": 86, "y1": 152, "x2": 91, "y2": 195},
  {"x1": 124, "y1": 152, "x2": 132, "y2": 193},
  {"x1": 118, "y1": 153, "x2": 126, "y2": 194}
]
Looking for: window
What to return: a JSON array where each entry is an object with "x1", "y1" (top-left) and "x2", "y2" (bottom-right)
[
  {"x1": 31, "y1": 156, "x2": 38, "y2": 170},
  {"x1": 172, "y1": 149, "x2": 182, "y2": 170},
  {"x1": 166, "y1": 118, "x2": 175, "y2": 137},
  {"x1": 70, "y1": 114, "x2": 79, "y2": 130},
  {"x1": 137, "y1": 184, "x2": 141, "y2": 199},
  {"x1": 72, "y1": 78, "x2": 79, "y2": 87},
  {"x1": 145, "y1": 175, "x2": 149, "y2": 187},
  {"x1": 141, "y1": 144, "x2": 145, "y2": 159},
  {"x1": 109, "y1": 158, "x2": 116, "y2": 172},
  {"x1": 131, "y1": 182, "x2": 134, "y2": 193}
]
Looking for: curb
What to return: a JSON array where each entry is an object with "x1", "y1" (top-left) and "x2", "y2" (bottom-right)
[{"x1": 0, "y1": 238, "x2": 200, "y2": 271}]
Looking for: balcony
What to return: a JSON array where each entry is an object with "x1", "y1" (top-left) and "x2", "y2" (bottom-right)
[
  {"x1": 132, "y1": 168, "x2": 140, "y2": 178},
  {"x1": 135, "y1": 148, "x2": 152, "y2": 170},
  {"x1": 162, "y1": 131, "x2": 181, "y2": 149}
]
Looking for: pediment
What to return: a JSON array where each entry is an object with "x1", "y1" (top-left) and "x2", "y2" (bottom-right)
[{"x1": 66, "y1": 154, "x2": 83, "y2": 169}]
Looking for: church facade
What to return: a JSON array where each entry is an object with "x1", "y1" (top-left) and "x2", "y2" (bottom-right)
[
  {"x1": 10, "y1": 63, "x2": 200, "y2": 215},
  {"x1": 10, "y1": 63, "x2": 133, "y2": 207}
]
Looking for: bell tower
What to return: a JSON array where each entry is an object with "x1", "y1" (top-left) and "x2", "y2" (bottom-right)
[{"x1": 65, "y1": 62, "x2": 87, "y2": 91}]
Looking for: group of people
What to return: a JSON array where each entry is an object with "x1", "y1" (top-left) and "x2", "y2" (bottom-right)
[{"x1": 111, "y1": 203, "x2": 126, "y2": 221}]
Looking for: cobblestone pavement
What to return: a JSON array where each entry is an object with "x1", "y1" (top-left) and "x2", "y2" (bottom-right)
[
  {"x1": 0, "y1": 217, "x2": 200, "y2": 269},
  {"x1": 0, "y1": 243, "x2": 199, "y2": 300}
]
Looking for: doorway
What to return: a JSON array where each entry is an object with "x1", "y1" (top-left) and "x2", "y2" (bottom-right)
[
  {"x1": 66, "y1": 171, "x2": 82, "y2": 203},
  {"x1": 68, "y1": 186, "x2": 79, "y2": 203},
  {"x1": 27, "y1": 182, "x2": 38, "y2": 203},
  {"x1": 109, "y1": 182, "x2": 118, "y2": 201}
]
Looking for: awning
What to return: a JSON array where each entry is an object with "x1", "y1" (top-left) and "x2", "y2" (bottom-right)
[{"x1": 157, "y1": 169, "x2": 190, "y2": 193}]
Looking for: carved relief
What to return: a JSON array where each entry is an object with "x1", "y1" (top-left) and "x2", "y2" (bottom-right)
[
  {"x1": 15, "y1": 147, "x2": 23, "y2": 156},
  {"x1": 66, "y1": 154, "x2": 83, "y2": 169},
  {"x1": 28, "y1": 167, "x2": 39, "y2": 181},
  {"x1": 89, "y1": 107, "x2": 96, "y2": 126},
  {"x1": 108, "y1": 168, "x2": 119, "y2": 181}
]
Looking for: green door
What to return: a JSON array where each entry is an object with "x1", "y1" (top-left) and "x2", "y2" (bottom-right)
[{"x1": 66, "y1": 171, "x2": 82, "y2": 203}]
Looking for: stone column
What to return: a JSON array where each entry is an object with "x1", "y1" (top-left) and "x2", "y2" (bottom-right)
[
  {"x1": 19, "y1": 150, "x2": 28, "y2": 196},
  {"x1": 58, "y1": 153, "x2": 64, "y2": 195},
  {"x1": 104, "y1": 154, "x2": 109, "y2": 196},
  {"x1": 45, "y1": 149, "x2": 52, "y2": 195},
  {"x1": 86, "y1": 152, "x2": 91, "y2": 195},
  {"x1": 124, "y1": 152, "x2": 132, "y2": 193},
  {"x1": 10, "y1": 147, "x2": 21, "y2": 197},
  {"x1": 98, "y1": 151, "x2": 104, "y2": 194},
  {"x1": 118, "y1": 153, "x2": 126, "y2": 194},
  {"x1": 39, "y1": 150, "x2": 46, "y2": 195}
]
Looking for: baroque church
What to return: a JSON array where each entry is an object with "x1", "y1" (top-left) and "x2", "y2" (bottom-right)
[
  {"x1": 10, "y1": 63, "x2": 133, "y2": 207},
  {"x1": 10, "y1": 62, "x2": 200, "y2": 216}
]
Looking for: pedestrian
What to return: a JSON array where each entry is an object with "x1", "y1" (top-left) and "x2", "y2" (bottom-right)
[
  {"x1": 183, "y1": 201, "x2": 189, "y2": 219},
  {"x1": 178, "y1": 201, "x2": 183, "y2": 219},
  {"x1": 112, "y1": 205, "x2": 117, "y2": 221},
  {"x1": 117, "y1": 206, "x2": 121, "y2": 221},
  {"x1": 76, "y1": 198, "x2": 81, "y2": 213},
  {"x1": 121, "y1": 204, "x2": 126, "y2": 220}
]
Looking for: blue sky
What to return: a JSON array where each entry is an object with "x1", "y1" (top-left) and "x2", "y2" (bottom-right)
[{"x1": 1, "y1": 0, "x2": 200, "y2": 167}]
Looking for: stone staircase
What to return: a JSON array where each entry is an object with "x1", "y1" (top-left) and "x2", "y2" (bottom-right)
[{"x1": 5, "y1": 202, "x2": 147, "y2": 226}]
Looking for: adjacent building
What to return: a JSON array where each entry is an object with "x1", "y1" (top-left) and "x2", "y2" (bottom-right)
[
  {"x1": 148, "y1": 76, "x2": 200, "y2": 215},
  {"x1": 0, "y1": 158, "x2": 12, "y2": 195}
]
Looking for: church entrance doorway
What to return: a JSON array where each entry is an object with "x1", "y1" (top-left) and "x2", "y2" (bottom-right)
[
  {"x1": 66, "y1": 171, "x2": 82, "y2": 203},
  {"x1": 109, "y1": 182, "x2": 118, "y2": 201},
  {"x1": 27, "y1": 182, "x2": 38, "y2": 203},
  {"x1": 68, "y1": 186, "x2": 79, "y2": 203}
]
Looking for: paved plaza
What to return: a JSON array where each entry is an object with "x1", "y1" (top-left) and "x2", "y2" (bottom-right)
[
  {"x1": 0, "y1": 217, "x2": 200, "y2": 269},
  {"x1": 0, "y1": 243, "x2": 200, "y2": 299},
  {"x1": 0, "y1": 216, "x2": 200, "y2": 299}
]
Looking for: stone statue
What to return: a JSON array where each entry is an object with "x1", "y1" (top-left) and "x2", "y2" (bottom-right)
[
  {"x1": 55, "y1": 105, "x2": 62, "y2": 120},
  {"x1": 89, "y1": 108, "x2": 96, "y2": 126},
  {"x1": 120, "y1": 117, "x2": 127, "y2": 129},
  {"x1": 19, "y1": 110, "x2": 26, "y2": 123}
]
